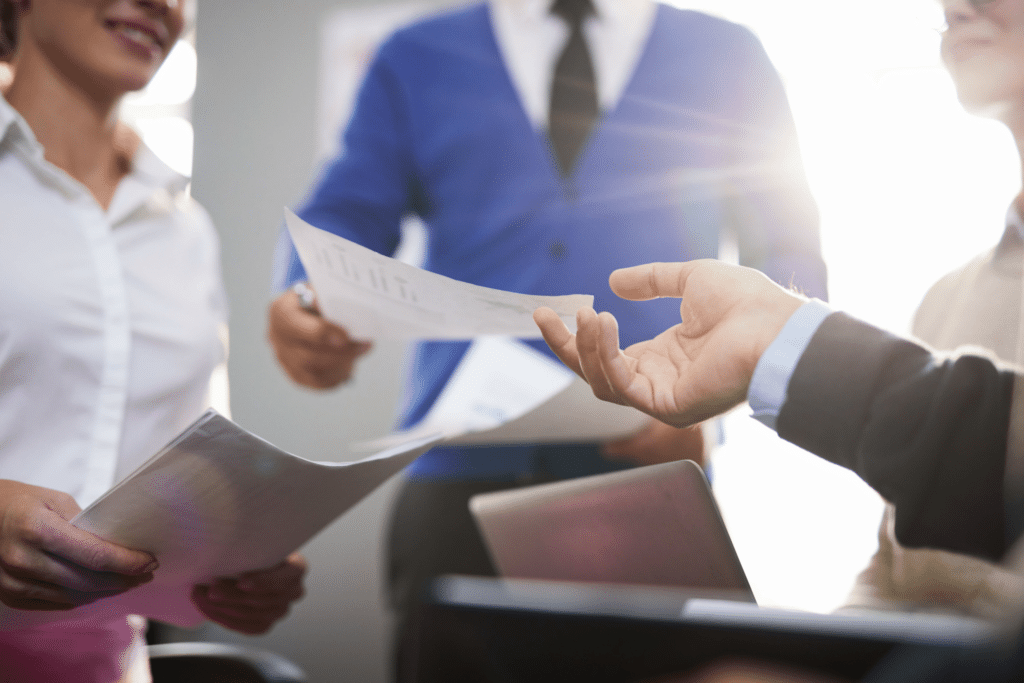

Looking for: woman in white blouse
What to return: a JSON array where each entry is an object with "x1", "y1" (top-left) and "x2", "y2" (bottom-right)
[{"x1": 0, "y1": 1, "x2": 305, "y2": 681}]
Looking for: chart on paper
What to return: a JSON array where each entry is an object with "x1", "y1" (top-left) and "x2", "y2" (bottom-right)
[{"x1": 285, "y1": 209, "x2": 593, "y2": 341}]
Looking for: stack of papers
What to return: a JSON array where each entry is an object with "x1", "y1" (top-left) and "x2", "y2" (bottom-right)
[{"x1": 0, "y1": 412, "x2": 441, "y2": 629}]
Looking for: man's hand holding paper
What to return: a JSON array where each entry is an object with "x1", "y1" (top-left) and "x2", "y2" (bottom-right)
[
  {"x1": 268, "y1": 283, "x2": 372, "y2": 389},
  {"x1": 276, "y1": 212, "x2": 661, "y2": 449},
  {"x1": 271, "y1": 212, "x2": 590, "y2": 394}
]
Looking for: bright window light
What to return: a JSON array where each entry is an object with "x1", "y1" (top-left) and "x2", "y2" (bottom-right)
[
  {"x1": 121, "y1": 37, "x2": 198, "y2": 178},
  {"x1": 124, "y1": 40, "x2": 198, "y2": 107},
  {"x1": 664, "y1": 0, "x2": 1020, "y2": 612},
  {"x1": 134, "y1": 117, "x2": 194, "y2": 177}
]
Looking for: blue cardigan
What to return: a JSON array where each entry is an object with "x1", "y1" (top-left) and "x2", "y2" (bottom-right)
[{"x1": 278, "y1": 3, "x2": 827, "y2": 479}]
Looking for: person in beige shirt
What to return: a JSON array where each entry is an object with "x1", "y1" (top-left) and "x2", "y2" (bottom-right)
[
  {"x1": 845, "y1": 207, "x2": 1024, "y2": 619},
  {"x1": 836, "y1": 0, "x2": 1024, "y2": 623}
]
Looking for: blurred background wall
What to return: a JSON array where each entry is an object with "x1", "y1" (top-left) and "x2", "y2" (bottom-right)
[{"x1": 189, "y1": 2, "x2": 421, "y2": 682}]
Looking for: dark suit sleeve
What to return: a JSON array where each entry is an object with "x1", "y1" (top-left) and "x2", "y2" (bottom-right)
[{"x1": 776, "y1": 312, "x2": 1015, "y2": 561}]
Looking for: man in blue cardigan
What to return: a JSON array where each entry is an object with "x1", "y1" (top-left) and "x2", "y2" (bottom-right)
[{"x1": 268, "y1": 0, "x2": 827, "y2": 675}]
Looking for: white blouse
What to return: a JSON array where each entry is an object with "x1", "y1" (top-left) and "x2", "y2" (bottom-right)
[{"x1": 0, "y1": 95, "x2": 228, "y2": 509}]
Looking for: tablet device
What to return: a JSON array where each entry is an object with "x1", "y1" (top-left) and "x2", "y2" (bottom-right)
[{"x1": 469, "y1": 459, "x2": 755, "y2": 600}]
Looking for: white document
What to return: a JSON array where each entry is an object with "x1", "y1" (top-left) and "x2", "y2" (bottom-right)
[
  {"x1": 284, "y1": 209, "x2": 592, "y2": 340},
  {"x1": 354, "y1": 337, "x2": 649, "y2": 451},
  {"x1": 0, "y1": 411, "x2": 441, "y2": 630}
]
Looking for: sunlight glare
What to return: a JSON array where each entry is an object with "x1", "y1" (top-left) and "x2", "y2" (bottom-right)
[
  {"x1": 125, "y1": 40, "x2": 199, "y2": 107},
  {"x1": 135, "y1": 117, "x2": 195, "y2": 177},
  {"x1": 665, "y1": 0, "x2": 1020, "y2": 613}
]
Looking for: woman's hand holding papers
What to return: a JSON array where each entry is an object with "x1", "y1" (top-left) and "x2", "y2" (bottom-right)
[
  {"x1": 0, "y1": 480, "x2": 157, "y2": 610},
  {"x1": 534, "y1": 260, "x2": 804, "y2": 428},
  {"x1": 192, "y1": 552, "x2": 308, "y2": 635},
  {"x1": 268, "y1": 286, "x2": 372, "y2": 389}
]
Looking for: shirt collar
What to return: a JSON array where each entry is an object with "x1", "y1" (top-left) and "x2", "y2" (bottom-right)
[
  {"x1": 589, "y1": 0, "x2": 654, "y2": 26},
  {"x1": 105, "y1": 140, "x2": 190, "y2": 225},
  {"x1": 493, "y1": 0, "x2": 655, "y2": 25},
  {"x1": 131, "y1": 137, "x2": 191, "y2": 196},
  {"x1": 0, "y1": 92, "x2": 45, "y2": 158},
  {"x1": 0, "y1": 93, "x2": 14, "y2": 141},
  {"x1": 1, "y1": 92, "x2": 190, "y2": 215}
]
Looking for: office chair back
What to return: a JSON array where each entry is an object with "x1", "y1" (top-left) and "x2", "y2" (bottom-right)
[{"x1": 148, "y1": 642, "x2": 307, "y2": 683}]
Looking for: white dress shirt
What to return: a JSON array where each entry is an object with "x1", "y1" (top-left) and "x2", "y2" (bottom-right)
[
  {"x1": 0, "y1": 96, "x2": 228, "y2": 510},
  {"x1": 0, "y1": 94, "x2": 228, "y2": 682},
  {"x1": 489, "y1": 0, "x2": 658, "y2": 129}
]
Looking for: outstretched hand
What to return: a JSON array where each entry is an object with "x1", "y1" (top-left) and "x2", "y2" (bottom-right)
[{"x1": 534, "y1": 260, "x2": 804, "y2": 428}]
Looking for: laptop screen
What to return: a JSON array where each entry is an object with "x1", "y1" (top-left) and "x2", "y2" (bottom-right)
[{"x1": 469, "y1": 459, "x2": 754, "y2": 601}]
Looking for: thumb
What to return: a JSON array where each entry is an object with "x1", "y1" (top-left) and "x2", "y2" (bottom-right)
[{"x1": 609, "y1": 261, "x2": 707, "y2": 301}]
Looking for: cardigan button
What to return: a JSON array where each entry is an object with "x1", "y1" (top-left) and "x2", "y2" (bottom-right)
[{"x1": 549, "y1": 241, "x2": 567, "y2": 260}]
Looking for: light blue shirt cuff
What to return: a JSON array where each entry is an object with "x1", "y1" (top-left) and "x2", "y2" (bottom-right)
[{"x1": 748, "y1": 299, "x2": 833, "y2": 430}]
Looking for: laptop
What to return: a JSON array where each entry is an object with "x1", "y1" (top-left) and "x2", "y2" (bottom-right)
[
  {"x1": 469, "y1": 459, "x2": 755, "y2": 602},
  {"x1": 410, "y1": 575, "x2": 996, "y2": 683}
]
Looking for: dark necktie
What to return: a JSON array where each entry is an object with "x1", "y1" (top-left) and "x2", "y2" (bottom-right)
[{"x1": 548, "y1": 0, "x2": 598, "y2": 177}]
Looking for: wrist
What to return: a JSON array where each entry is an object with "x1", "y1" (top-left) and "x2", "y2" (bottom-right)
[{"x1": 748, "y1": 298, "x2": 833, "y2": 429}]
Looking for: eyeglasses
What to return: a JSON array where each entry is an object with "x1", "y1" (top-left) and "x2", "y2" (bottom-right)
[
  {"x1": 936, "y1": 0, "x2": 1000, "y2": 33},
  {"x1": 939, "y1": 0, "x2": 999, "y2": 12},
  {"x1": 953, "y1": 0, "x2": 999, "y2": 10}
]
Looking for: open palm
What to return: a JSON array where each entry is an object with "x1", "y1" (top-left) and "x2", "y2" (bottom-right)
[{"x1": 535, "y1": 260, "x2": 804, "y2": 428}]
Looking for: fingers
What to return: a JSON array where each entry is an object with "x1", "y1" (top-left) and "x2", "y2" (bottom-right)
[
  {"x1": 575, "y1": 308, "x2": 622, "y2": 403},
  {"x1": 192, "y1": 584, "x2": 293, "y2": 635},
  {"x1": 267, "y1": 290, "x2": 372, "y2": 389},
  {"x1": 1, "y1": 540, "x2": 155, "y2": 595},
  {"x1": 0, "y1": 483, "x2": 157, "y2": 609},
  {"x1": 43, "y1": 525, "x2": 157, "y2": 578},
  {"x1": 609, "y1": 261, "x2": 702, "y2": 301},
  {"x1": 533, "y1": 307, "x2": 584, "y2": 378},
  {"x1": 235, "y1": 553, "x2": 307, "y2": 594},
  {"x1": 535, "y1": 306, "x2": 636, "y2": 407},
  {"x1": 268, "y1": 289, "x2": 367, "y2": 350},
  {"x1": 591, "y1": 311, "x2": 668, "y2": 421},
  {"x1": 28, "y1": 494, "x2": 156, "y2": 578},
  {"x1": 0, "y1": 574, "x2": 150, "y2": 610},
  {"x1": 193, "y1": 554, "x2": 307, "y2": 635},
  {"x1": 595, "y1": 311, "x2": 639, "y2": 402}
]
